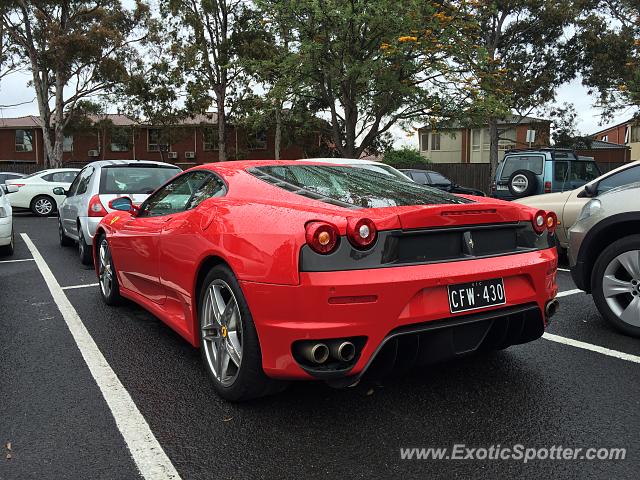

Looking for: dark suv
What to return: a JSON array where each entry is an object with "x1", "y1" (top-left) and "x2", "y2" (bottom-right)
[{"x1": 492, "y1": 149, "x2": 601, "y2": 200}]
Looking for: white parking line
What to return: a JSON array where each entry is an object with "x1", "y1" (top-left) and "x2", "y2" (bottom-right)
[
  {"x1": 62, "y1": 283, "x2": 99, "y2": 290},
  {"x1": 543, "y1": 333, "x2": 640, "y2": 364},
  {"x1": 0, "y1": 258, "x2": 34, "y2": 264},
  {"x1": 557, "y1": 289, "x2": 583, "y2": 298},
  {"x1": 21, "y1": 234, "x2": 181, "y2": 480}
]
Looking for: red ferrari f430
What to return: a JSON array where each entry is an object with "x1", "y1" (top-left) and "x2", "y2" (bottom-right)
[{"x1": 94, "y1": 161, "x2": 559, "y2": 401}]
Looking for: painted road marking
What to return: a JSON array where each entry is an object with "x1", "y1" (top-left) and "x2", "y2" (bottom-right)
[
  {"x1": 62, "y1": 283, "x2": 99, "y2": 290},
  {"x1": 21, "y1": 234, "x2": 181, "y2": 480},
  {"x1": 557, "y1": 289, "x2": 583, "y2": 298},
  {"x1": 543, "y1": 333, "x2": 640, "y2": 364},
  {"x1": 0, "y1": 258, "x2": 34, "y2": 264}
]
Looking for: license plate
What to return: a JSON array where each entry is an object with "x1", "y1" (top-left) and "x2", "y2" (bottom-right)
[
  {"x1": 496, "y1": 185, "x2": 508, "y2": 191},
  {"x1": 447, "y1": 278, "x2": 506, "y2": 314}
]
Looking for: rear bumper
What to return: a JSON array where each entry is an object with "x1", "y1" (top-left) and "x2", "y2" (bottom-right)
[{"x1": 241, "y1": 248, "x2": 558, "y2": 381}]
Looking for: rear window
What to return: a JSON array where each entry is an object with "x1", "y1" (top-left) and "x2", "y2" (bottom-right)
[
  {"x1": 99, "y1": 165, "x2": 181, "y2": 194},
  {"x1": 500, "y1": 155, "x2": 544, "y2": 179},
  {"x1": 248, "y1": 165, "x2": 470, "y2": 208}
]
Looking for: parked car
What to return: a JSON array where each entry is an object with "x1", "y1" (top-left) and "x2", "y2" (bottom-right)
[
  {"x1": 569, "y1": 182, "x2": 640, "y2": 337},
  {"x1": 401, "y1": 169, "x2": 486, "y2": 196},
  {"x1": 56, "y1": 160, "x2": 182, "y2": 264},
  {"x1": 94, "y1": 160, "x2": 559, "y2": 401},
  {"x1": 0, "y1": 172, "x2": 25, "y2": 185},
  {"x1": 492, "y1": 149, "x2": 601, "y2": 201},
  {"x1": 301, "y1": 158, "x2": 413, "y2": 181},
  {"x1": 5, "y1": 168, "x2": 80, "y2": 216},
  {"x1": 517, "y1": 161, "x2": 640, "y2": 249},
  {"x1": 0, "y1": 184, "x2": 14, "y2": 256}
]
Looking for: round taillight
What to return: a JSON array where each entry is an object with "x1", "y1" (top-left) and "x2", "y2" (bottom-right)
[
  {"x1": 532, "y1": 210, "x2": 546, "y2": 234},
  {"x1": 347, "y1": 218, "x2": 377, "y2": 249},
  {"x1": 305, "y1": 221, "x2": 339, "y2": 254},
  {"x1": 546, "y1": 211, "x2": 558, "y2": 234}
]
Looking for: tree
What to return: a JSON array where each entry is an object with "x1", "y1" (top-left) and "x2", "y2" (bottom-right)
[
  {"x1": 547, "y1": 102, "x2": 593, "y2": 148},
  {"x1": 256, "y1": 0, "x2": 470, "y2": 159},
  {"x1": 448, "y1": 0, "x2": 580, "y2": 186},
  {"x1": 1, "y1": 1, "x2": 149, "y2": 167},
  {"x1": 383, "y1": 147, "x2": 429, "y2": 168},
  {"x1": 578, "y1": 0, "x2": 640, "y2": 117},
  {"x1": 163, "y1": 0, "x2": 259, "y2": 162}
]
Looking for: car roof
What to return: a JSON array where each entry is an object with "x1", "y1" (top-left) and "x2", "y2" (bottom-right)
[{"x1": 86, "y1": 159, "x2": 180, "y2": 168}]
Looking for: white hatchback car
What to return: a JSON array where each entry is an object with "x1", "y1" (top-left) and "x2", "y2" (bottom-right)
[
  {"x1": 6, "y1": 168, "x2": 80, "y2": 216},
  {"x1": 0, "y1": 185, "x2": 14, "y2": 256}
]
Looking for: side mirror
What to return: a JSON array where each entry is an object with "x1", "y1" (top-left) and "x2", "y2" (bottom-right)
[
  {"x1": 579, "y1": 183, "x2": 598, "y2": 198},
  {"x1": 52, "y1": 186, "x2": 67, "y2": 196},
  {"x1": 108, "y1": 197, "x2": 134, "y2": 212}
]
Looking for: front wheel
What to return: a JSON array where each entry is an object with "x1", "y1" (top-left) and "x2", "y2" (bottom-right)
[
  {"x1": 97, "y1": 234, "x2": 121, "y2": 306},
  {"x1": 199, "y1": 265, "x2": 286, "y2": 401},
  {"x1": 592, "y1": 235, "x2": 640, "y2": 337},
  {"x1": 78, "y1": 228, "x2": 93, "y2": 265},
  {"x1": 59, "y1": 217, "x2": 74, "y2": 247}
]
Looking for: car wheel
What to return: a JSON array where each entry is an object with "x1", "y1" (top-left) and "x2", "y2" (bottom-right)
[
  {"x1": 592, "y1": 235, "x2": 640, "y2": 337},
  {"x1": 507, "y1": 170, "x2": 538, "y2": 198},
  {"x1": 31, "y1": 195, "x2": 56, "y2": 217},
  {"x1": 0, "y1": 225, "x2": 14, "y2": 256},
  {"x1": 199, "y1": 265, "x2": 286, "y2": 401},
  {"x1": 78, "y1": 228, "x2": 93, "y2": 265},
  {"x1": 97, "y1": 234, "x2": 121, "y2": 306},
  {"x1": 59, "y1": 217, "x2": 74, "y2": 247}
]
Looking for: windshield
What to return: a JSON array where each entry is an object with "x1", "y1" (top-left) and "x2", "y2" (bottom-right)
[
  {"x1": 99, "y1": 165, "x2": 181, "y2": 195},
  {"x1": 500, "y1": 156, "x2": 544, "y2": 180},
  {"x1": 249, "y1": 165, "x2": 471, "y2": 208}
]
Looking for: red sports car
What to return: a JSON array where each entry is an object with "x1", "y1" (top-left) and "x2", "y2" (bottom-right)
[{"x1": 94, "y1": 160, "x2": 559, "y2": 401}]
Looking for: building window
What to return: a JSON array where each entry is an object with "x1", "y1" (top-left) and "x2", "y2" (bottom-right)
[
  {"x1": 202, "y1": 127, "x2": 219, "y2": 151},
  {"x1": 110, "y1": 127, "x2": 131, "y2": 152},
  {"x1": 431, "y1": 133, "x2": 441, "y2": 151},
  {"x1": 601, "y1": 135, "x2": 608, "y2": 142},
  {"x1": 148, "y1": 129, "x2": 164, "y2": 151},
  {"x1": 15, "y1": 129, "x2": 34, "y2": 152},
  {"x1": 471, "y1": 129, "x2": 480, "y2": 152},
  {"x1": 248, "y1": 130, "x2": 267, "y2": 150},
  {"x1": 420, "y1": 133, "x2": 429, "y2": 151},
  {"x1": 63, "y1": 135, "x2": 73, "y2": 152},
  {"x1": 629, "y1": 125, "x2": 640, "y2": 143},
  {"x1": 624, "y1": 126, "x2": 630, "y2": 144},
  {"x1": 498, "y1": 128, "x2": 517, "y2": 151}
]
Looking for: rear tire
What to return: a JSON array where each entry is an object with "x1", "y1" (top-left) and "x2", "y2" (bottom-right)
[
  {"x1": 30, "y1": 195, "x2": 56, "y2": 217},
  {"x1": 508, "y1": 170, "x2": 538, "y2": 198},
  {"x1": 198, "y1": 264, "x2": 287, "y2": 401},
  {"x1": 78, "y1": 227, "x2": 93, "y2": 265},
  {"x1": 59, "y1": 217, "x2": 74, "y2": 247},
  {"x1": 592, "y1": 235, "x2": 640, "y2": 337},
  {"x1": 97, "y1": 234, "x2": 121, "y2": 306}
]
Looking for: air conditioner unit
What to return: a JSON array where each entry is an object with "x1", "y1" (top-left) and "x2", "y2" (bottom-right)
[
  {"x1": 185, "y1": 151, "x2": 196, "y2": 159},
  {"x1": 88, "y1": 149, "x2": 100, "y2": 157},
  {"x1": 167, "y1": 151, "x2": 178, "y2": 160}
]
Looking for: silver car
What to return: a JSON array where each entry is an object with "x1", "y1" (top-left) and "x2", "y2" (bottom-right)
[
  {"x1": 568, "y1": 182, "x2": 640, "y2": 337},
  {"x1": 56, "y1": 160, "x2": 181, "y2": 264}
]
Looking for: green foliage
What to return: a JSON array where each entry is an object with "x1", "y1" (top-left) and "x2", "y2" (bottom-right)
[
  {"x1": 383, "y1": 148, "x2": 429, "y2": 168},
  {"x1": 548, "y1": 103, "x2": 593, "y2": 149}
]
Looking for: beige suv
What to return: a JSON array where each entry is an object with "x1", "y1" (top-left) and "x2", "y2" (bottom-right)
[{"x1": 517, "y1": 161, "x2": 640, "y2": 249}]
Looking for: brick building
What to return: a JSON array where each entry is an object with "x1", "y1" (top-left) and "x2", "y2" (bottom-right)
[
  {"x1": 0, "y1": 113, "x2": 321, "y2": 167},
  {"x1": 591, "y1": 118, "x2": 640, "y2": 161},
  {"x1": 417, "y1": 114, "x2": 551, "y2": 164}
]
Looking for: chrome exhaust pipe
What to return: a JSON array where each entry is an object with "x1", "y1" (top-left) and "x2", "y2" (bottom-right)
[
  {"x1": 297, "y1": 342, "x2": 330, "y2": 364},
  {"x1": 331, "y1": 341, "x2": 356, "y2": 362},
  {"x1": 545, "y1": 299, "x2": 560, "y2": 319}
]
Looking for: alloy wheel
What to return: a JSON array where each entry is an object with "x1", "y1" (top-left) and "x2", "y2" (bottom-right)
[
  {"x1": 34, "y1": 198, "x2": 53, "y2": 215},
  {"x1": 602, "y1": 249, "x2": 640, "y2": 328},
  {"x1": 201, "y1": 280, "x2": 243, "y2": 386},
  {"x1": 98, "y1": 239, "x2": 113, "y2": 298}
]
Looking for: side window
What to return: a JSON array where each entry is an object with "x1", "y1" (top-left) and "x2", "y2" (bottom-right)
[
  {"x1": 598, "y1": 166, "x2": 640, "y2": 193},
  {"x1": 138, "y1": 171, "x2": 212, "y2": 217},
  {"x1": 76, "y1": 168, "x2": 94, "y2": 196},
  {"x1": 67, "y1": 171, "x2": 84, "y2": 197},
  {"x1": 41, "y1": 173, "x2": 53, "y2": 182},
  {"x1": 49, "y1": 171, "x2": 78, "y2": 183},
  {"x1": 554, "y1": 162, "x2": 568, "y2": 182},
  {"x1": 187, "y1": 175, "x2": 226, "y2": 209},
  {"x1": 410, "y1": 171, "x2": 429, "y2": 185}
]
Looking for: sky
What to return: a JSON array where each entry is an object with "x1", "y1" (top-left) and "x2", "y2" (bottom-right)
[{"x1": 0, "y1": 66, "x2": 629, "y2": 149}]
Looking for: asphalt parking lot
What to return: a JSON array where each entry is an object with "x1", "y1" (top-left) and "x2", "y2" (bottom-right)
[{"x1": 1, "y1": 214, "x2": 639, "y2": 480}]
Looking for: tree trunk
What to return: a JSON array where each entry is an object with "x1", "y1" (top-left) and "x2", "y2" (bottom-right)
[
  {"x1": 488, "y1": 117, "x2": 499, "y2": 191},
  {"x1": 274, "y1": 106, "x2": 282, "y2": 160},
  {"x1": 217, "y1": 94, "x2": 226, "y2": 162}
]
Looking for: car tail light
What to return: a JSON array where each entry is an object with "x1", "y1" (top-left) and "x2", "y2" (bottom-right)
[
  {"x1": 11, "y1": 183, "x2": 25, "y2": 188},
  {"x1": 544, "y1": 181, "x2": 551, "y2": 193},
  {"x1": 88, "y1": 195, "x2": 108, "y2": 217},
  {"x1": 490, "y1": 181, "x2": 496, "y2": 193},
  {"x1": 305, "y1": 221, "x2": 339, "y2": 254},
  {"x1": 545, "y1": 211, "x2": 558, "y2": 234},
  {"x1": 532, "y1": 210, "x2": 547, "y2": 234},
  {"x1": 346, "y1": 218, "x2": 377, "y2": 249}
]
